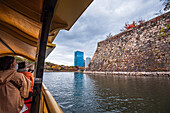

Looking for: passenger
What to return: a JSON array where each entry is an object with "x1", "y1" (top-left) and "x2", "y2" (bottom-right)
[
  {"x1": 28, "y1": 68, "x2": 34, "y2": 73},
  {"x1": 18, "y1": 62, "x2": 34, "y2": 113},
  {"x1": 28, "y1": 65, "x2": 34, "y2": 73},
  {"x1": 18, "y1": 62, "x2": 34, "y2": 93},
  {"x1": 0, "y1": 56, "x2": 31, "y2": 113}
]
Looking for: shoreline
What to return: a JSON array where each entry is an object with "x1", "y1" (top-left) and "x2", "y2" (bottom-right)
[
  {"x1": 44, "y1": 70, "x2": 170, "y2": 77},
  {"x1": 44, "y1": 70, "x2": 83, "y2": 72},
  {"x1": 84, "y1": 71, "x2": 170, "y2": 77}
]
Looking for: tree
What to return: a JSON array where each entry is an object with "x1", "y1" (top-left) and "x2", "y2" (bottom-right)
[
  {"x1": 23, "y1": 58, "x2": 33, "y2": 64},
  {"x1": 106, "y1": 33, "x2": 113, "y2": 39},
  {"x1": 52, "y1": 65, "x2": 61, "y2": 70},
  {"x1": 45, "y1": 62, "x2": 51, "y2": 65},
  {"x1": 137, "y1": 18, "x2": 145, "y2": 24},
  {"x1": 75, "y1": 65, "x2": 79, "y2": 68},
  {"x1": 160, "y1": 0, "x2": 170, "y2": 11},
  {"x1": 120, "y1": 18, "x2": 146, "y2": 32},
  {"x1": 15, "y1": 56, "x2": 23, "y2": 62}
]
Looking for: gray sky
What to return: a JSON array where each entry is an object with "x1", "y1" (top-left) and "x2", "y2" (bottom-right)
[{"x1": 45, "y1": 0, "x2": 165, "y2": 66}]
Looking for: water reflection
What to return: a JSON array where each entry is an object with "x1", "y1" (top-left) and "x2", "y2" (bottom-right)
[
  {"x1": 72, "y1": 72, "x2": 84, "y2": 111},
  {"x1": 44, "y1": 72, "x2": 170, "y2": 113},
  {"x1": 73, "y1": 72, "x2": 84, "y2": 97},
  {"x1": 86, "y1": 74, "x2": 170, "y2": 113}
]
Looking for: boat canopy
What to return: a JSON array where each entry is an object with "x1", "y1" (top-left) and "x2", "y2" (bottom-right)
[{"x1": 0, "y1": 0, "x2": 93, "y2": 61}]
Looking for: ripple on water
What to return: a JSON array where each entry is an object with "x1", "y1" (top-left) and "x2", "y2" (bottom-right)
[{"x1": 44, "y1": 72, "x2": 170, "y2": 113}]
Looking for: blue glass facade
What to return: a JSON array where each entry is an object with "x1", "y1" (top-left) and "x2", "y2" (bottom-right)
[
  {"x1": 85, "y1": 57, "x2": 91, "y2": 67},
  {"x1": 74, "y1": 51, "x2": 84, "y2": 67}
]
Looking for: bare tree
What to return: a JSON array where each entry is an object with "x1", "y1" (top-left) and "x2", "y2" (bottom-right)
[
  {"x1": 160, "y1": 0, "x2": 170, "y2": 11},
  {"x1": 154, "y1": 10, "x2": 164, "y2": 16},
  {"x1": 137, "y1": 17, "x2": 145, "y2": 24},
  {"x1": 106, "y1": 33, "x2": 113, "y2": 39}
]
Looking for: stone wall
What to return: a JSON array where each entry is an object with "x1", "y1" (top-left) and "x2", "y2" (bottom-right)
[{"x1": 86, "y1": 12, "x2": 170, "y2": 72}]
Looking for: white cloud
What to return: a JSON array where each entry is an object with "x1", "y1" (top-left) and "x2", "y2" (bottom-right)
[{"x1": 46, "y1": 0, "x2": 165, "y2": 66}]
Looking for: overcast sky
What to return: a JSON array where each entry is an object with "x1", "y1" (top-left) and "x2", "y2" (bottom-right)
[{"x1": 45, "y1": 0, "x2": 166, "y2": 66}]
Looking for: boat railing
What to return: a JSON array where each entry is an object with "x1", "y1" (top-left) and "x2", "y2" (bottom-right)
[{"x1": 39, "y1": 82, "x2": 63, "y2": 113}]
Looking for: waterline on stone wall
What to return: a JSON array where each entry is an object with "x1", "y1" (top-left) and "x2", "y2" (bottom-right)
[{"x1": 84, "y1": 71, "x2": 170, "y2": 77}]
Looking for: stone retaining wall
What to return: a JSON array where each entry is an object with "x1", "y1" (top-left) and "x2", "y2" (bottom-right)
[
  {"x1": 84, "y1": 71, "x2": 170, "y2": 77},
  {"x1": 86, "y1": 12, "x2": 170, "y2": 72}
]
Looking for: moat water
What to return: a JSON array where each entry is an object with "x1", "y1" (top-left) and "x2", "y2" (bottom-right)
[{"x1": 43, "y1": 72, "x2": 170, "y2": 113}]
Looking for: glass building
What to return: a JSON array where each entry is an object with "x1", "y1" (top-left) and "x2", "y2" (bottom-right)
[
  {"x1": 85, "y1": 57, "x2": 91, "y2": 67},
  {"x1": 74, "y1": 51, "x2": 84, "y2": 67}
]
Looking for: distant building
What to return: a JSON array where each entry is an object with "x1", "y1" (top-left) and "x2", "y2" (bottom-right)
[
  {"x1": 85, "y1": 57, "x2": 91, "y2": 67},
  {"x1": 84, "y1": 59, "x2": 85, "y2": 67},
  {"x1": 74, "y1": 51, "x2": 84, "y2": 67}
]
